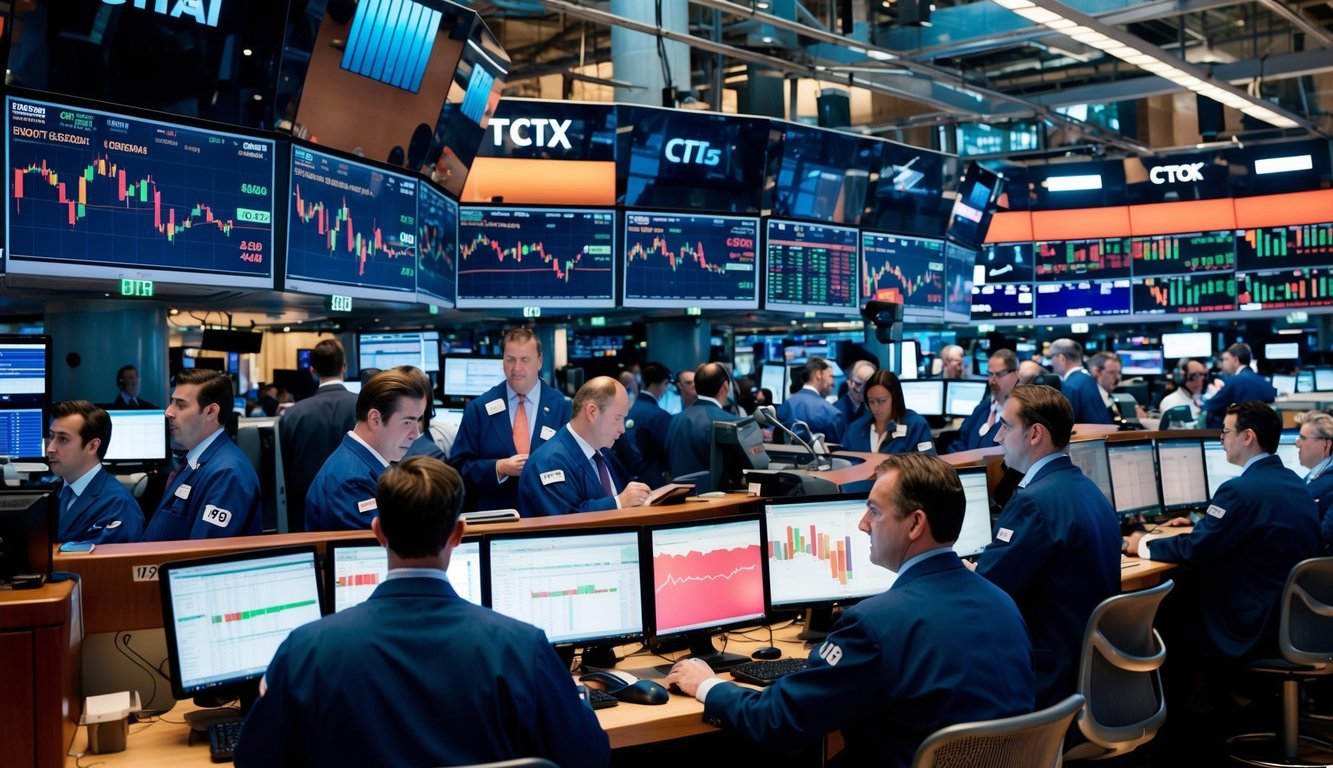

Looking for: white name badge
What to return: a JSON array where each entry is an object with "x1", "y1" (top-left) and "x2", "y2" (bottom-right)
[
  {"x1": 539, "y1": 426, "x2": 557, "y2": 441},
  {"x1": 485, "y1": 398, "x2": 506, "y2": 416},
  {"x1": 357, "y1": 498, "x2": 378, "y2": 514},
  {"x1": 997, "y1": 527, "x2": 1014, "y2": 543},
  {"x1": 175, "y1": 483, "x2": 192, "y2": 500},
  {"x1": 1206, "y1": 504, "x2": 1226, "y2": 519},
  {"x1": 893, "y1": 424, "x2": 908, "y2": 439},
  {"x1": 917, "y1": 441, "x2": 933, "y2": 452},
  {"x1": 540, "y1": 469, "x2": 566, "y2": 486},
  {"x1": 202, "y1": 505, "x2": 231, "y2": 528}
]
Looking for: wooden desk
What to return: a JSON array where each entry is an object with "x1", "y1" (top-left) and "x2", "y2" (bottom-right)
[{"x1": 2, "y1": 581, "x2": 83, "y2": 768}]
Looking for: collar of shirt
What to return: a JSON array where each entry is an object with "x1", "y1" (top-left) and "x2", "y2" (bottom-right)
[
  {"x1": 1242, "y1": 451, "x2": 1272, "y2": 473},
  {"x1": 347, "y1": 430, "x2": 390, "y2": 468},
  {"x1": 506, "y1": 383, "x2": 541, "y2": 411},
  {"x1": 1019, "y1": 451, "x2": 1064, "y2": 488},
  {"x1": 894, "y1": 547, "x2": 954, "y2": 580},
  {"x1": 1309, "y1": 456, "x2": 1333, "y2": 481},
  {"x1": 67, "y1": 463, "x2": 103, "y2": 498},
  {"x1": 317, "y1": 380, "x2": 346, "y2": 389},
  {"x1": 385, "y1": 567, "x2": 449, "y2": 583},
  {"x1": 186, "y1": 428, "x2": 226, "y2": 469},
  {"x1": 1098, "y1": 385, "x2": 1113, "y2": 406},
  {"x1": 869, "y1": 420, "x2": 889, "y2": 453},
  {"x1": 1062, "y1": 367, "x2": 1086, "y2": 381},
  {"x1": 642, "y1": 390, "x2": 660, "y2": 405},
  {"x1": 565, "y1": 423, "x2": 600, "y2": 461},
  {"x1": 696, "y1": 395, "x2": 724, "y2": 409},
  {"x1": 801, "y1": 385, "x2": 822, "y2": 396}
]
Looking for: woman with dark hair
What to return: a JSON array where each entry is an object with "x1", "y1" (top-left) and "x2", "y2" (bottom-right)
[{"x1": 841, "y1": 370, "x2": 936, "y2": 455}]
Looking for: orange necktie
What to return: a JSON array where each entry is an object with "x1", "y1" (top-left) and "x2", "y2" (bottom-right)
[{"x1": 513, "y1": 394, "x2": 530, "y2": 454}]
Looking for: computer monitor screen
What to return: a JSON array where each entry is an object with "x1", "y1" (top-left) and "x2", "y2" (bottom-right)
[
  {"x1": 1236, "y1": 225, "x2": 1333, "y2": 272},
  {"x1": 1315, "y1": 368, "x2": 1333, "y2": 392},
  {"x1": 456, "y1": 205, "x2": 616, "y2": 309},
  {"x1": 1265, "y1": 342, "x2": 1300, "y2": 361},
  {"x1": 1133, "y1": 274, "x2": 1237, "y2": 315},
  {"x1": 766, "y1": 122, "x2": 879, "y2": 225},
  {"x1": 0, "y1": 491, "x2": 52, "y2": 581},
  {"x1": 416, "y1": 181, "x2": 458, "y2": 308},
  {"x1": 623, "y1": 211, "x2": 760, "y2": 309},
  {"x1": 1162, "y1": 331, "x2": 1213, "y2": 359},
  {"x1": 763, "y1": 219, "x2": 860, "y2": 315},
  {"x1": 764, "y1": 494, "x2": 893, "y2": 609},
  {"x1": 5, "y1": 95, "x2": 276, "y2": 289},
  {"x1": 433, "y1": 408, "x2": 465, "y2": 442},
  {"x1": 1106, "y1": 441, "x2": 1161, "y2": 517},
  {"x1": 945, "y1": 381, "x2": 987, "y2": 418},
  {"x1": 892, "y1": 341, "x2": 920, "y2": 380},
  {"x1": 954, "y1": 468, "x2": 993, "y2": 558},
  {"x1": 487, "y1": 529, "x2": 643, "y2": 646},
  {"x1": 160, "y1": 547, "x2": 323, "y2": 700},
  {"x1": 1297, "y1": 370, "x2": 1315, "y2": 394},
  {"x1": 1155, "y1": 438, "x2": 1209, "y2": 514},
  {"x1": 441, "y1": 357, "x2": 504, "y2": 398},
  {"x1": 647, "y1": 517, "x2": 766, "y2": 639},
  {"x1": 0, "y1": 336, "x2": 52, "y2": 461},
  {"x1": 860, "y1": 231, "x2": 945, "y2": 320},
  {"x1": 327, "y1": 539, "x2": 482, "y2": 613},
  {"x1": 1034, "y1": 280, "x2": 1132, "y2": 319},
  {"x1": 358, "y1": 331, "x2": 440, "y2": 374},
  {"x1": 1034, "y1": 238, "x2": 1132, "y2": 281},
  {"x1": 1129, "y1": 231, "x2": 1236, "y2": 277},
  {"x1": 1204, "y1": 443, "x2": 1242, "y2": 497},
  {"x1": 760, "y1": 363, "x2": 788, "y2": 406},
  {"x1": 978, "y1": 242, "x2": 1035, "y2": 284},
  {"x1": 1277, "y1": 432, "x2": 1302, "y2": 473},
  {"x1": 970, "y1": 283, "x2": 1034, "y2": 321},
  {"x1": 1271, "y1": 374, "x2": 1297, "y2": 397},
  {"x1": 1238, "y1": 268, "x2": 1333, "y2": 312},
  {"x1": 104, "y1": 409, "x2": 168, "y2": 462},
  {"x1": 1117, "y1": 349, "x2": 1166, "y2": 376},
  {"x1": 1068, "y1": 439, "x2": 1114, "y2": 506},
  {"x1": 899, "y1": 380, "x2": 944, "y2": 417},
  {"x1": 944, "y1": 241, "x2": 977, "y2": 322},
  {"x1": 710, "y1": 418, "x2": 769, "y2": 492},
  {"x1": 286, "y1": 145, "x2": 419, "y2": 302},
  {"x1": 946, "y1": 161, "x2": 1001, "y2": 250}
]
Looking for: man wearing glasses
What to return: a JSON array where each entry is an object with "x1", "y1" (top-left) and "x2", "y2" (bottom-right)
[
  {"x1": 975, "y1": 384, "x2": 1120, "y2": 708},
  {"x1": 835, "y1": 360, "x2": 877, "y2": 426},
  {"x1": 1159, "y1": 358, "x2": 1208, "y2": 421},
  {"x1": 947, "y1": 349, "x2": 1019, "y2": 453}
]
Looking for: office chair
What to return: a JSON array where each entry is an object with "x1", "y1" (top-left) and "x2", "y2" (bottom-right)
[
  {"x1": 911, "y1": 694, "x2": 1084, "y2": 768},
  {"x1": 450, "y1": 760, "x2": 558, "y2": 768},
  {"x1": 1228, "y1": 556, "x2": 1333, "y2": 768},
  {"x1": 1064, "y1": 580, "x2": 1173, "y2": 761}
]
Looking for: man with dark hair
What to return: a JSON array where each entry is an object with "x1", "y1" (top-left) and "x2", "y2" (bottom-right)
[
  {"x1": 1202, "y1": 342, "x2": 1277, "y2": 429},
  {"x1": 113, "y1": 364, "x2": 156, "y2": 409},
  {"x1": 47, "y1": 400, "x2": 144, "y2": 543},
  {"x1": 451, "y1": 328, "x2": 571, "y2": 510},
  {"x1": 279, "y1": 337, "x2": 359, "y2": 531},
  {"x1": 665, "y1": 362, "x2": 740, "y2": 480},
  {"x1": 976, "y1": 384, "x2": 1120, "y2": 708},
  {"x1": 306, "y1": 368, "x2": 428, "y2": 531},
  {"x1": 234, "y1": 456, "x2": 609, "y2": 768},
  {"x1": 777, "y1": 356, "x2": 847, "y2": 444},
  {"x1": 948, "y1": 349, "x2": 1018, "y2": 453},
  {"x1": 625, "y1": 362, "x2": 673, "y2": 486},
  {"x1": 1048, "y1": 338, "x2": 1111, "y2": 424},
  {"x1": 519, "y1": 377, "x2": 649, "y2": 517},
  {"x1": 666, "y1": 454, "x2": 1034, "y2": 767},
  {"x1": 142, "y1": 369, "x2": 261, "y2": 541}
]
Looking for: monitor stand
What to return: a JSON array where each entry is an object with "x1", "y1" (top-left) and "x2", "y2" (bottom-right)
[
  {"x1": 797, "y1": 607, "x2": 837, "y2": 643},
  {"x1": 652, "y1": 633, "x2": 750, "y2": 675},
  {"x1": 579, "y1": 645, "x2": 620, "y2": 671},
  {"x1": 185, "y1": 688, "x2": 257, "y2": 732}
]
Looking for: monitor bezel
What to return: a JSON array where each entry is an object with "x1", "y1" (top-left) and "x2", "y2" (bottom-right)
[
  {"x1": 762, "y1": 491, "x2": 889, "y2": 612},
  {"x1": 899, "y1": 379, "x2": 945, "y2": 417},
  {"x1": 103, "y1": 408, "x2": 170, "y2": 463},
  {"x1": 1105, "y1": 438, "x2": 1162, "y2": 517},
  {"x1": 324, "y1": 536, "x2": 486, "y2": 612},
  {"x1": 0, "y1": 334, "x2": 53, "y2": 462},
  {"x1": 944, "y1": 380, "x2": 988, "y2": 418},
  {"x1": 858, "y1": 228, "x2": 947, "y2": 322},
  {"x1": 953, "y1": 466, "x2": 994, "y2": 559},
  {"x1": 1153, "y1": 437, "x2": 1210, "y2": 514},
  {"x1": 642, "y1": 514, "x2": 769, "y2": 642},
  {"x1": 621, "y1": 209, "x2": 762, "y2": 310},
  {"x1": 1067, "y1": 437, "x2": 1116, "y2": 510},
  {"x1": 440, "y1": 355, "x2": 505, "y2": 398},
  {"x1": 761, "y1": 217, "x2": 862, "y2": 316}
]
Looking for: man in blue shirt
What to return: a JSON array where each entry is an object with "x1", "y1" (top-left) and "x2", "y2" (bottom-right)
[
  {"x1": 306, "y1": 368, "x2": 428, "y2": 531},
  {"x1": 142, "y1": 370, "x2": 261, "y2": 541},
  {"x1": 278, "y1": 338, "x2": 358, "y2": 531},
  {"x1": 1201, "y1": 342, "x2": 1277, "y2": 428},
  {"x1": 834, "y1": 360, "x2": 876, "y2": 426},
  {"x1": 778, "y1": 357, "x2": 847, "y2": 444},
  {"x1": 664, "y1": 363, "x2": 740, "y2": 480},
  {"x1": 47, "y1": 400, "x2": 143, "y2": 543},
  {"x1": 947, "y1": 349, "x2": 1018, "y2": 453},
  {"x1": 235, "y1": 456, "x2": 609, "y2": 768},
  {"x1": 666, "y1": 453, "x2": 1034, "y2": 768},
  {"x1": 1048, "y1": 338, "x2": 1112, "y2": 424}
]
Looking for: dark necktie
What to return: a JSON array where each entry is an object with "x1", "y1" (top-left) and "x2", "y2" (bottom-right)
[
  {"x1": 592, "y1": 452, "x2": 614, "y2": 497},
  {"x1": 59, "y1": 484, "x2": 75, "y2": 513}
]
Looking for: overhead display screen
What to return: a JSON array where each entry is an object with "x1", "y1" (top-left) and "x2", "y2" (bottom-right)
[
  {"x1": 1034, "y1": 279, "x2": 1132, "y2": 319},
  {"x1": 764, "y1": 219, "x2": 859, "y2": 315},
  {"x1": 623, "y1": 211, "x2": 759, "y2": 309},
  {"x1": 1236, "y1": 224, "x2": 1333, "y2": 272},
  {"x1": 617, "y1": 106, "x2": 770, "y2": 213},
  {"x1": 1133, "y1": 274, "x2": 1236, "y2": 315},
  {"x1": 944, "y1": 241, "x2": 976, "y2": 321},
  {"x1": 416, "y1": 181, "x2": 457, "y2": 308},
  {"x1": 971, "y1": 283, "x2": 1034, "y2": 321},
  {"x1": 1035, "y1": 237, "x2": 1132, "y2": 281},
  {"x1": 764, "y1": 122, "x2": 879, "y2": 226},
  {"x1": 456, "y1": 206, "x2": 616, "y2": 308},
  {"x1": 286, "y1": 145, "x2": 418, "y2": 302},
  {"x1": 977, "y1": 242, "x2": 1035, "y2": 284},
  {"x1": 6, "y1": 95, "x2": 276, "y2": 288},
  {"x1": 860, "y1": 231, "x2": 945, "y2": 319},
  {"x1": 1238, "y1": 268, "x2": 1333, "y2": 312},
  {"x1": 946, "y1": 161, "x2": 1001, "y2": 249},
  {"x1": 864, "y1": 143, "x2": 953, "y2": 238},
  {"x1": 1129, "y1": 231, "x2": 1235, "y2": 276}
]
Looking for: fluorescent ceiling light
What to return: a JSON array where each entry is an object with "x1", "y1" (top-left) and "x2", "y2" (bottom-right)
[
  {"x1": 1045, "y1": 174, "x2": 1103, "y2": 192},
  {"x1": 1255, "y1": 155, "x2": 1312, "y2": 174}
]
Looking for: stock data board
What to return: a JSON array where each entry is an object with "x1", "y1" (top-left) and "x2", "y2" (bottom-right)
[
  {"x1": 6, "y1": 95, "x2": 276, "y2": 287},
  {"x1": 1035, "y1": 279, "x2": 1132, "y2": 319},
  {"x1": 416, "y1": 182, "x2": 457, "y2": 308},
  {"x1": 456, "y1": 206, "x2": 616, "y2": 309},
  {"x1": 1129, "y1": 231, "x2": 1235, "y2": 276},
  {"x1": 860, "y1": 231, "x2": 945, "y2": 319},
  {"x1": 1035, "y1": 238, "x2": 1132, "y2": 281},
  {"x1": 1238, "y1": 268, "x2": 1333, "y2": 311},
  {"x1": 970, "y1": 283, "x2": 1033, "y2": 321},
  {"x1": 287, "y1": 146, "x2": 418, "y2": 302},
  {"x1": 763, "y1": 219, "x2": 859, "y2": 315},
  {"x1": 1133, "y1": 274, "x2": 1236, "y2": 315},
  {"x1": 1236, "y1": 224, "x2": 1333, "y2": 272},
  {"x1": 978, "y1": 242, "x2": 1034, "y2": 284},
  {"x1": 623, "y1": 211, "x2": 759, "y2": 309}
]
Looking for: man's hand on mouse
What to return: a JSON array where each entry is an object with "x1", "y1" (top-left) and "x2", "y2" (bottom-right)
[{"x1": 665, "y1": 658, "x2": 717, "y2": 696}]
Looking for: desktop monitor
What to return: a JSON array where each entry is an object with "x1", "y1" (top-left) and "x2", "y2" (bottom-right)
[
  {"x1": 1277, "y1": 432, "x2": 1302, "y2": 474},
  {"x1": 763, "y1": 219, "x2": 860, "y2": 315},
  {"x1": 891, "y1": 341, "x2": 921, "y2": 380},
  {"x1": 326, "y1": 539, "x2": 483, "y2": 613},
  {"x1": 899, "y1": 380, "x2": 944, "y2": 417},
  {"x1": 1106, "y1": 441, "x2": 1162, "y2": 518},
  {"x1": 1315, "y1": 368, "x2": 1333, "y2": 393},
  {"x1": 1271, "y1": 373, "x2": 1297, "y2": 397},
  {"x1": 710, "y1": 418, "x2": 770, "y2": 491},
  {"x1": 944, "y1": 381, "x2": 987, "y2": 418},
  {"x1": 442, "y1": 357, "x2": 505, "y2": 398},
  {"x1": 760, "y1": 363, "x2": 788, "y2": 406},
  {"x1": 486, "y1": 528, "x2": 643, "y2": 649},
  {"x1": 1155, "y1": 438, "x2": 1209, "y2": 516},
  {"x1": 159, "y1": 547, "x2": 324, "y2": 707},
  {"x1": 1265, "y1": 342, "x2": 1300, "y2": 362},
  {"x1": 358, "y1": 331, "x2": 441, "y2": 375},
  {"x1": 1204, "y1": 442, "x2": 1243, "y2": 497},
  {"x1": 104, "y1": 410, "x2": 169, "y2": 462},
  {"x1": 622, "y1": 211, "x2": 760, "y2": 310},
  {"x1": 764, "y1": 493, "x2": 893, "y2": 611},
  {"x1": 645, "y1": 516, "x2": 767, "y2": 670},
  {"x1": 1117, "y1": 348, "x2": 1166, "y2": 377},
  {"x1": 955, "y1": 468, "x2": 994, "y2": 558},
  {"x1": 1162, "y1": 331, "x2": 1212, "y2": 359},
  {"x1": 0, "y1": 335, "x2": 53, "y2": 461},
  {"x1": 1068, "y1": 438, "x2": 1115, "y2": 507},
  {"x1": 1297, "y1": 370, "x2": 1315, "y2": 394},
  {"x1": 0, "y1": 491, "x2": 52, "y2": 582}
]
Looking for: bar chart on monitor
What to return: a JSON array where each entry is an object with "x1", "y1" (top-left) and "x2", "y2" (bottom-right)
[{"x1": 765, "y1": 500, "x2": 895, "y2": 607}]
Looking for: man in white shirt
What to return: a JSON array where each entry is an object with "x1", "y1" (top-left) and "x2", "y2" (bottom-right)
[{"x1": 1158, "y1": 359, "x2": 1207, "y2": 422}]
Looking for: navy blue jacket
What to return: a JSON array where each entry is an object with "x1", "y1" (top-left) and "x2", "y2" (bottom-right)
[
  {"x1": 1062, "y1": 369, "x2": 1113, "y2": 425},
  {"x1": 625, "y1": 392, "x2": 672, "y2": 486},
  {"x1": 1312, "y1": 469, "x2": 1333, "y2": 551},
  {"x1": 1146, "y1": 455, "x2": 1319, "y2": 659},
  {"x1": 279, "y1": 383, "x2": 358, "y2": 531},
  {"x1": 1202, "y1": 369, "x2": 1278, "y2": 428},
  {"x1": 777, "y1": 388, "x2": 847, "y2": 444},
  {"x1": 841, "y1": 411, "x2": 936, "y2": 456},
  {"x1": 664, "y1": 399, "x2": 739, "y2": 480},
  {"x1": 449, "y1": 380, "x2": 570, "y2": 510},
  {"x1": 142, "y1": 433, "x2": 261, "y2": 541},
  {"x1": 55, "y1": 468, "x2": 144, "y2": 544},
  {"x1": 947, "y1": 394, "x2": 999, "y2": 454},
  {"x1": 834, "y1": 393, "x2": 865, "y2": 429},
  {"x1": 305, "y1": 434, "x2": 385, "y2": 531},
  {"x1": 976, "y1": 454, "x2": 1121, "y2": 707},
  {"x1": 234, "y1": 576, "x2": 609, "y2": 768},
  {"x1": 518, "y1": 426, "x2": 627, "y2": 517},
  {"x1": 702, "y1": 553, "x2": 1034, "y2": 768}
]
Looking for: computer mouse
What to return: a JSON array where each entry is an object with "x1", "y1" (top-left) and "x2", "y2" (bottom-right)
[
  {"x1": 751, "y1": 646, "x2": 782, "y2": 660},
  {"x1": 612, "y1": 679, "x2": 670, "y2": 706}
]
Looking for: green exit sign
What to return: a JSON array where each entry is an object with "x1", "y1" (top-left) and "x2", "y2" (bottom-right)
[
  {"x1": 328, "y1": 294, "x2": 353, "y2": 312},
  {"x1": 120, "y1": 278, "x2": 154, "y2": 297},
  {"x1": 590, "y1": 316, "x2": 606, "y2": 327},
  {"x1": 685, "y1": 307, "x2": 702, "y2": 316}
]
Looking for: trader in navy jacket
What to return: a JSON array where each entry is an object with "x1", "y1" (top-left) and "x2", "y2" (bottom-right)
[
  {"x1": 1201, "y1": 342, "x2": 1278, "y2": 428},
  {"x1": 519, "y1": 377, "x2": 650, "y2": 517},
  {"x1": 666, "y1": 453, "x2": 1035, "y2": 768},
  {"x1": 235, "y1": 456, "x2": 609, "y2": 768},
  {"x1": 1293, "y1": 410, "x2": 1333, "y2": 550},
  {"x1": 47, "y1": 400, "x2": 144, "y2": 544},
  {"x1": 842, "y1": 370, "x2": 936, "y2": 456},
  {"x1": 833, "y1": 360, "x2": 876, "y2": 427},
  {"x1": 278, "y1": 338, "x2": 359, "y2": 531},
  {"x1": 976, "y1": 383, "x2": 1121, "y2": 708},
  {"x1": 624, "y1": 362, "x2": 674, "y2": 487},
  {"x1": 664, "y1": 363, "x2": 740, "y2": 480},
  {"x1": 142, "y1": 369, "x2": 261, "y2": 541},
  {"x1": 947, "y1": 349, "x2": 1019, "y2": 453},
  {"x1": 777, "y1": 356, "x2": 847, "y2": 444},
  {"x1": 306, "y1": 368, "x2": 429, "y2": 531},
  {"x1": 450, "y1": 328, "x2": 571, "y2": 511},
  {"x1": 1048, "y1": 338, "x2": 1112, "y2": 425}
]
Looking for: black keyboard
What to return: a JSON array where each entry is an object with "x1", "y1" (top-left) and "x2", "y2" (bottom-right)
[
  {"x1": 588, "y1": 687, "x2": 619, "y2": 710},
  {"x1": 208, "y1": 720, "x2": 243, "y2": 762},
  {"x1": 729, "y1": 658, "x2": 808, "y2": 686}
]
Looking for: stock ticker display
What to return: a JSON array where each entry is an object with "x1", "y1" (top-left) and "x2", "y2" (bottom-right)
[
  {"x1": 416, "y1": 182, "x2": 458, "y2": 307},
  {"x1": 1237, "y1": 268, "x2": 1333, "y2": 311},
  {"x1": 763, "y1": 219, "x2": 859, "y2": 315},
  {"x1": 860, "y1": 232, "x2": 945, "y2": 318},
  {"x1": 456, "y1": 206, "x2": 616, "y2": 308},
  {"x1": 1129, "y1": 231, "x2": 1236, "y2": 276},
  {"x1": 1236, "y1": 224, "x2": 1333, "y2": 272},
  {"x1": 970, "y1": 283, "x2": 1034, "y2": 321},
  {"x1": 1035, "y1": 279, "x2": 1132, "y2": 319},
  {"x1": 6, "y1": 95, "x2": 276, "y2": 287},
  {"x1": 978, "y1": 242, "x2": 1035, "y2": 284},
  {"x1": 1133, "y1": 274, "x2": 1238, "y2": 315},
  {"x1": 623, "y1": 212, "x2": 759, "y2": 309},
  {"x1": 1034, "y1": 237, "x2": 1132, "y2": 281}
]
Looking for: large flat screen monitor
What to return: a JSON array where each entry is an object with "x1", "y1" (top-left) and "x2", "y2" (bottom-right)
[
  {"x1": 1129, "y1": 231, "x2": 1235, "y2": 277},
  {"x1": 286, "y1": 145, "x2": 419, "y2": 303},
  {"x1": 944, "y1": 380, "x2": 987, "y2": 418},
  {"x1": 1271, "y1": 373, "x2": 1297, "y2": 397},
  {"x1": 1238, "y1": 268, "x2": 1333, "y2": 312},
  {"x1": 944, "y1": 241, "x2": 977, "y2": 323},
  {"x1": 1162, "y1": 331, "x2": 1213, "y2": 359},
  {"x1": 1133, "y1": 274, "x2": 1236, "y2": 315},
  {"x1": 441, "y1": 357, "x2": 504, "y2": 398},
  {"x1": 357, "y1": 331, "x2": 440, "y2": 375},
  {"x1": 765, "y1": 122, "x2": 879, "y2": 225},
  {"x1": 899, "y1": 380, "x2": 944, "y2": 417},
  {"x1": 1117, "y1": 348, "x2": 1166, "y2": 377},
  {"x1": 1068, "y1": 438, "x2": 1114, "y2": 507},
  {"x1": 104, "y1": 409, "x2": 169, "y2": 462},
  {"x1": 6, "y1": 95, "x2": 276, "y2": 289},
  {"x1": 415, "y1": 181, "x2": 458, "y2": 308},
  {"x1": 1265, "y1": 342, "x2": 1300, "y2": 361},
  {"x1": 970, "y1": 283, "x2": 1034, "y2": 321},
  {"x1": 1106, "y1": 441, "x2": 1161, "y2": 518},
  {"x1": 955, "y1": 467, "x2": 993, "y2": 558},
  {"x1": 760, "y1": 363, "x2": 788, "y2": 406},
  {"x1": 456, "y1": 205, "x2": 616, "y2": 309},
  {"x1": 487, "y1": 528, "x2": 643, "y2": 647},
  {"x1": 1155, "y1": 438, "x2": 1209, "y2": 515},
  {"x1": 1314, "y1": 368, "x2": 1333, "y2": 392},
  {"x1": 764, "y1": 493, "x2": 893, "y2": 610},
  {"x1": 945, "y1": 161, "x2": 1001, "y2": 250},
  {"x1": 1034, "y1": 279, "x2": 1132, "y2": 319},
  {"x1": 0, "y1": 491, "x2": 52, "y2": 582},
  {"x1": 1034, "y1": 238, "x2": 1132, "y2": 282},
  {"x1": 763, "y1": 219, "x2": 859, "y2": 315},
  {"x1": 326, "y1": 539, "x2": 483, "y2": 613},
  {"x1": 623, "y1": 211, "x2": 760, "y2": 309},
  {"x1": 978, "y1": 242, "x2": 1035, "y2": 284},
  {"x1": 1204, "y1": 442, "x2": 1242, "y2": 497},
  {"x1": 0, "y1": 336, "x2": 52, "y2": 461},
  {"x1": 860, "y1": 231, "x2": 945, "y2": 321}
]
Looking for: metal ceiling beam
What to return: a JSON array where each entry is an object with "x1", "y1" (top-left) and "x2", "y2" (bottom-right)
[{"x1": 1252, "y1": 0, "x2": 1333, "y2": 49}]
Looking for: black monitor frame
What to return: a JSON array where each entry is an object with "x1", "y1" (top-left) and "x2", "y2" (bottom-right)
[
  {"x1": 761, "y1": 491, "x2": 881, "y2": 614},
  {"x1": 0, "y1": 334, "x2": 53, "y2": 462},
  {"x1": 1067, "y1": 437, "x2": 1116, "y2": 510},
  {"x1": 0, "y1": 490, "x2": 53, "y2": 582},
  {"x1": 709, "y1": 417, "x2": 770, "y2": 492},
  {"x1": 1105, "y1": 439, "x2": 1162, "y2": 518},
  {"x1": 1153, "y1": 437, "x2": 1210, "y2": 516},
  {"x1": 324, "y1": 536, "x2": 487, "y2": 613}
]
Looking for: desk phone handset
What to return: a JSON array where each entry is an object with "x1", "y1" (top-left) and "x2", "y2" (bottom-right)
[{"x1": 579, "y1": 670, "x2": 670, "y2": 706}]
